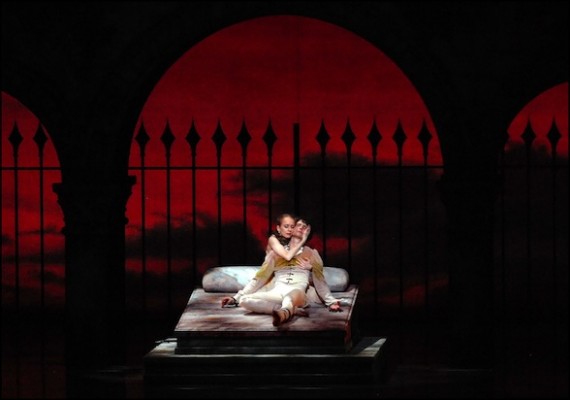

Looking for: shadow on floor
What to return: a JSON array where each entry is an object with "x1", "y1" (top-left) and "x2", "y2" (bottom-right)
[{"x1": 1, "y1": 313, "x2": 568, "y2": 398}]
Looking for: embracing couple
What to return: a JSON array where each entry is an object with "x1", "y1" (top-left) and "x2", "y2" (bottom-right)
[{"x1": 221, "y1": 213, "x2": 342, "y2": 327}]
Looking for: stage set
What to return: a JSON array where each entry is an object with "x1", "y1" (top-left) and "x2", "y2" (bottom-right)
[{"x1": 144, "y1": 266, "x2": 387, "y2": 398}]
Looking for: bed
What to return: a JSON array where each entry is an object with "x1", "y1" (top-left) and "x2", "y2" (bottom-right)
[
  {"x1": 172, "y1": 265, "x2": 361, "y2": 354},
  {"x1": 144, "y1": 265, "x2": 388, "y2": 397}
]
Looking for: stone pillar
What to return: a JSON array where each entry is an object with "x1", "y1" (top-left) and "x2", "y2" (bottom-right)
[
  {"x1": 438, "y1": 171, "x2": 499, "y2": 368},
  {"x1": 53, "y1": 176, "x2": 136, "y2": 369}
]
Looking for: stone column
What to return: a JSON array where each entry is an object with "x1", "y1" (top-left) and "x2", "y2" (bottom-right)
[
  {"x1": 53, "y1": 176, "x2": 136, "y2": 369},
  {"x1": 438, "y1": 171, "x2": 499, "y2": 368}
]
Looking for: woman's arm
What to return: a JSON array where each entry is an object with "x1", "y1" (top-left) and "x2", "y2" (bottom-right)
[{"x1": 267, "y1": 226, "x2": 311, "y2": 261}]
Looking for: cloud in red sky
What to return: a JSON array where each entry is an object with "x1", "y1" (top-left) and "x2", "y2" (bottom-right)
[
  {"x1": 127, "y1": 15, "x2": 445, "y2": 250},
  {"x1": 2, "y1": 92, "x2": 65, "y2": 306},
  {"x1": 132, "y1": 15, "x2": 442, "y2": 168},
  {"x1": 1, "y1": 15, "x2": 567, "y2": 309}
]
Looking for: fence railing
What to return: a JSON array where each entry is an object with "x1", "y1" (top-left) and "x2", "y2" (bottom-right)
[
  {"x1": 2, "y1": 123, "x2": 64, "y2": 313},
  {"x1": 2, "y1": 114, "x2": 566, "y2": 327},
  {"x1": 125, "y1": 118, "x2": 446, "y2": 319},
  {"x1": 495, "y1": 118, "x2": 568, "y2": 322}
]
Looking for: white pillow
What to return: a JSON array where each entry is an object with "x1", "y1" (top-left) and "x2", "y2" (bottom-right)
[{"x1": 202, "y1": 265, "x2": 349, "y2": 292}]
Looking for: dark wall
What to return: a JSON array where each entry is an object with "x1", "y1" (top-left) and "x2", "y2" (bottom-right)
[{"x1": 2, "y1": 1, "x2": 568, "y2": 368}]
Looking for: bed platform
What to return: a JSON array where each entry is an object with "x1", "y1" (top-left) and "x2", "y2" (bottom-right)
[{"x1": 144, "y1": 265, "x2": 388, "y2": 398}]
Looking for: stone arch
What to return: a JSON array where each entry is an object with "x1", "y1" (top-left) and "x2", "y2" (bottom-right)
[
  {"x1": 1, "y1": 1, "x2": 567, "y2": 369},
  {"x1": 2, "y1": 3, "x2": 567, "y2": 178}
]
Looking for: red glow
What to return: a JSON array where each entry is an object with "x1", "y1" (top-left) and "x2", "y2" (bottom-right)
[
  {"x1": 133, "y1": 15, "x2": 442, "y2": 169},
  {"x1": 507, "y1": 82, "x2": 568, "y2": 158},
  {"x1": 2, "y1": 17, "x2": 567, "y2": 308},
  {"x1": 1, "y1": 92, "x2": 65, "y2": 307},
  {"x1": 127, "y1": 15, "x2": 446, "y2": 256}
]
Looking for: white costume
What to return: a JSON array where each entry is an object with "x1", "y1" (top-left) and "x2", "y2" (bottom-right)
[{"x1": 233, "y1": 246, "x2": 339, "y2": 316}]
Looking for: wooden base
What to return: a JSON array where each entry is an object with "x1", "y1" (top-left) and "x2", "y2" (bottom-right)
[
  {"x1": 144, "y1": 336, "x2": 388, "y2": 398},
  {"x1": 143, "y1": 283, "x2": 384, "y2": 397}
]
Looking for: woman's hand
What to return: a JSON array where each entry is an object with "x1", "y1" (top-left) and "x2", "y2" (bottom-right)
[
  {"x1": 328, "y1": 302, "x2": 343, "y2": 312},
  {"x1": 302, "y1": 225, "x2": 311, "y2": 241}
]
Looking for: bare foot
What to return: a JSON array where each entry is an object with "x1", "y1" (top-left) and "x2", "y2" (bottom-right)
[{"x1": 272, "y1": 308, "x2": 291, "y2": 326}]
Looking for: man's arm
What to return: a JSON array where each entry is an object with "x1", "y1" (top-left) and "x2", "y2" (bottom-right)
[{"x1": 308, "y1": 248, "x2": 342, "y2": 311}]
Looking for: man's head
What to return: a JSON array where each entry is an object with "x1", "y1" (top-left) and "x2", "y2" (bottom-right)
[{"x1": 292, "y1": 217, "x2": 311, "y2": 241}]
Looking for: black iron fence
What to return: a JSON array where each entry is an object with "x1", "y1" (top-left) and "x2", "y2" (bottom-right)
[
  {"x1": 125, "y1": 118, "x2": 446, "y2": 320},
  {"x1": 2, "y1": 123, "x2": 64, "y2": 314},
  {"x1": 495, "y1": 119, "x2": 568, "y2": 322},
  {"x1": 2, "y1": 116, "x2": 567, "y2": 324}
]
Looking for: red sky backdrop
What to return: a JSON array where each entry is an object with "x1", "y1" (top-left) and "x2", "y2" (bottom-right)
[{"x1": 1, "y1": 15, "x2": 567, "y2": 308}]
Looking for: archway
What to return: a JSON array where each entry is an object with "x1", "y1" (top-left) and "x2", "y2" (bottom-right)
[{"x1": 125, "y1": 15, "x2": 445, "y2": 319}]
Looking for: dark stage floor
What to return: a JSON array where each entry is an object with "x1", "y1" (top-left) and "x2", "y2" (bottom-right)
[{"x1": 2, "y1": 312, "x2": 568, "y2": 398}]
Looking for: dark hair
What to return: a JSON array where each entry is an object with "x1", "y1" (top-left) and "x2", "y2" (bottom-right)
[{"x1": 295, "y1": 216, "x2": 313, "y2": 242}]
